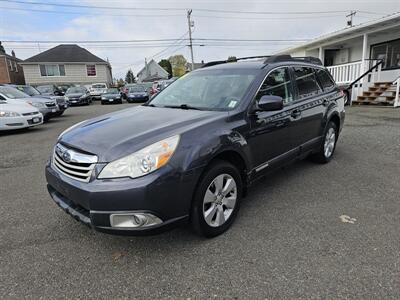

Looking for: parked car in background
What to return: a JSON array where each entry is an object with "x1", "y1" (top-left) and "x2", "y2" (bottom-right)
[
  {"x1": 121, "y1": 83, "x2": 136, "y2": 99},
  {"x1": 13, "y1": 85, "x2": 69, "y2": 117},
  {"x1": 65, "y1": 86, "x2": 91, "y2": 106},
  {"x1": 0, "y1": 98, "x2": 43, "y2": 131},
  {"x1": 126, "y1": 85, "x2": 149, "y2": 103},
  {"x1": 57, "y1": 84, "x2": 72, "y2": 94},
  {"x1": 0, "y1": 86, "x2": 58, "y2": 121},
  {"x1": 45, "y1": 55, "x2": 345, "y2": 237},
  {"x1": 159, "y1": 78, "x2": 177, "y2": 91},
  {"x1": 89, "y1": 83, "x2": 107, "y2": 100},
  {"x1": 101, "y1": 88, "x2": 122, "y2": 104},
  {"x1": 36, "y1": 85, "x2": 65, "y2": 96}
]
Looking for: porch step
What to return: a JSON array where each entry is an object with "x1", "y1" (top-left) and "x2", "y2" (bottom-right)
[{"x1": 355, "y1": 83, "x2": 397, "y2": 106}]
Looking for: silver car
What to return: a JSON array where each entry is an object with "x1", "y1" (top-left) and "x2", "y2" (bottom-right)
[
  {"x1": 14, "y1": 85, "x2": 68, "y2": 117},
  {"x1": 0, "y1": 86, "x2": 58, "y2": 122}
]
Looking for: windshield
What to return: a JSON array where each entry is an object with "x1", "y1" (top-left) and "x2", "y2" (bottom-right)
[
  {"x1": 0, "y1": 86, "x2": 30, "y2": 99},
  {"x1": 149, "y1": 69, "x2": 257, "y2": 111},
  {"x1": 129, "y1": 86, "x2": 145, "y2": 93},
  {"x1": 106, "y1": 88, "x2": 119, "y2": 93},
  {"x1": 18, "y1": 86, "x2": 41, "y2": 96},
  {"x1": 36, "y1": 85, "x2": 53, "y2": 93},
  {"x1": 92, "y1": 84, "x2": 106, "y2": 89},
  {"x1": 66, "y1": 87, "x2": 86, "y2": 94}
]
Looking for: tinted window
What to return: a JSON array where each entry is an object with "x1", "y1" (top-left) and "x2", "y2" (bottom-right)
[
  {"x1": 293, "y1": 67, "x2": 322, "y2": 99},
  {"x1": 256, "y1": 67, "x2": 293, "y2": 104},
  {"x1": 316, "y1": 68, "x2": 335, "y2": 90}
]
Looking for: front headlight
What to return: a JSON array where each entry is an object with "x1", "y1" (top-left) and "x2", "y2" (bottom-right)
[
  {"x1": 80, "y1": 95, "x2": 87, "y2": 99},
  {"x1": 64, "y1": 96, "x2": 69, "y2": 101},
  {"x1": 0, "y1": 111, "x2": 20, "y2": 117},
  {"x1": 98, "y1": 135, "x2": 180, "y2": 179},
  {"x1": 31, "y1": 102, "x2": 46, "y2": 108},
  {"x1": 116, "y1": 95, "x2": 121, "y2": 99},
  {"x1": 101, "y1": 96, "x2": 107, "y2": 100}
]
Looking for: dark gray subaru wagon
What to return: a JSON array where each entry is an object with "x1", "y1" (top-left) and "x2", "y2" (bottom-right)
[{"x1": 46, "y1": 55, "x2": 345, "y2": 237}]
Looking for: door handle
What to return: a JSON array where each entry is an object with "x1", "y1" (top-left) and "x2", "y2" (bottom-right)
[{"x1": 291, "y1": 109, "x2": 301, "y2": 119}]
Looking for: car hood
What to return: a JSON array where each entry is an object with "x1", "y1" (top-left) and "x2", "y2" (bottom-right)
[
  {"x1": 66, "y1": 93, "x2": 85, "y2": 98},
  {"x1": 1, "y1": 100, "x2": 40, "y2": 113},
  {"x1": 29, "y1": 97, "x2": 55, "y2": 103},
  {"x1": 60, "y1": 105, "x2": 225, "y2": 162},
  {"x1": 128, "y1": 92, "x2": 147, "y2": 96}
]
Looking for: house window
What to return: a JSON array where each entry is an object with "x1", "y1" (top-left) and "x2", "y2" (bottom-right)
[
  {"x1": 371, "y1": 39, "x2": 400, "y2": 70},
  {"x1": 14, "y1": 61, "x2": 18, "y2": 73},
  {"x1": 8, "y1": 60, "x2": 13, "y2": 71},
  {"x1": 86, "y1": 65, "x2": 96, "y2": 76},
  {"x1": 39, "y1": 64, "x2": 66, "y2": 76}
]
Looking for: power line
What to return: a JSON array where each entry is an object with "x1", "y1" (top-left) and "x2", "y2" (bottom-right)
[
  {"x1": 2, "y1": 38, "x2": 309, "y2": 43},
  {"x1": 0, "y1": 0, "x2": 384, "y2": 16}
]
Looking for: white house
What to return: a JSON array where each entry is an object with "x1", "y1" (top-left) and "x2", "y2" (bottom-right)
[
  {"x1": 137, "y1": 59, "x2": 169, "y2": 83},
  {"x1": 277, "y1": 13, "x2": 400, "y2": 106},
  {"x1": 20, "y1": 44, "x2": 113, "y2": 86}
]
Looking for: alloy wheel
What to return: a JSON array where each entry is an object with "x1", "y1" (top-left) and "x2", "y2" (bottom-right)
[
  {"x1": 324, "y1": 127, "x2": 336, "y2": 158},
  {"x1": 203, "y1": 174, "x2": 237, "y2": 227}
]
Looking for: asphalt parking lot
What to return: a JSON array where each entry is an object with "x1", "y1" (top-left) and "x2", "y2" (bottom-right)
[{"x1": 1, "y1": 103, "x2": 399, "y2": 299}]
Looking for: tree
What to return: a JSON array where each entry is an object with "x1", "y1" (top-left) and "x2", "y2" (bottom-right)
[
  {"x1": 168, "y1": 55, "x2": 187, "y2": 77},
  {"x1": 158, "y1": 59, "x2": 172, "y2": 78},
  {"x1": 125, "y1": 69, "x2": 136, "y2": 83},
  {"x1": 0, "y1": 42, "x2": 5, "y2": 54},
  {"x1": 117, "y1": 78, "x2": 125, "y2": 87},
  {"x1": 227, "y1": 56, "x2": 237, "y2": 62}
]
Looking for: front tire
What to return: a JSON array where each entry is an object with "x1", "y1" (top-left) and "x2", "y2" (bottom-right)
[
  {"x1": 191, "y1": 160, "x2": 242, "y2": 237},
  {"x1": 311, "y1": 121, "x2": 338, "y2": 163}
]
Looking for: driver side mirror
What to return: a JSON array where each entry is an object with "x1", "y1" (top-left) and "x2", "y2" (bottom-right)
[{"x1": 257, "y1": 95, "x2": 283, "y2": 111}]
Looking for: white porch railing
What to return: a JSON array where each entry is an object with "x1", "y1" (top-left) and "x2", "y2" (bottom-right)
[
  {"x1": 393, "y1": 77, "x2": 400, "y2": 108},
  {"x1": 326, "y1": 60, "x2": 382, "y2": 101}
]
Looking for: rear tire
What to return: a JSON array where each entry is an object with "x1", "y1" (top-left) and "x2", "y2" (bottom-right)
[
  {"x1": 311, "y1": 121, "x2": 338, "y2": 164},
  {"x1": 191, "y1": 160, "x2": 242, "y2": 237}
]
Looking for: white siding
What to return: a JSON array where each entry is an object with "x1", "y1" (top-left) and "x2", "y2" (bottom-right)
[{"x1": 22, "y1": 63, "x2": 112, "y2": 85}]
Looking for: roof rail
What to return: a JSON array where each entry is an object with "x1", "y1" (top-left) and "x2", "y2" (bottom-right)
[
  {"x1": 201, "y1": 55, "x2": 271, "y2": 68},
  {"x1": 201, "y1": 54, "x2": 323, "y2": 69},
  {"x1": 264, "y1": 55, "x2": 323, "y2": 65}
]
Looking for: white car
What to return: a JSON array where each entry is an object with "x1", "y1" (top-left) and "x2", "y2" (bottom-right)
[
  {"x1": 0, "y1": 99, "x2": 43, "y2": 131},
  {"x1": 89, "y1": 83, "x2": 108, "y2": 100}
]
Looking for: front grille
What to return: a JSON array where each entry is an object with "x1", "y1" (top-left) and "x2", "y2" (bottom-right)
[
  {"x1": 56, "y1": 98, "x2": 65, "y2": 105},
  {"x1": 45, "y1": 102, "x2": 56, "y2": 107},
  {"x1": 52, "y1": 144, "x2": 98, "y2": 183},
  {"x1": 22, "y1": 111, "x2": 39, "y2": 116}
]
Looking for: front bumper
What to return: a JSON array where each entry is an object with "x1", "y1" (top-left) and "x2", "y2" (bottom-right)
[
  {"x1": 68, "y1": 98, "x2": 88, "y2": 105},
  {"x1": 0, "y1": 113, "x2": 43, "y2": 130},
  {"x1": 127, "y1": 95, "x2": 149, "y2": 102},
  {"x1": 39, "y1": 107, "x2": 58, "y2": 119},
  {"x1": 45, "y1": 162, "x2": 200, "y2": 235}
]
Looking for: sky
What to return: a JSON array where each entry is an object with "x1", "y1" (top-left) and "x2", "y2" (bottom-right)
[{"x1": 1, "y1": 0, "x2": 400, "y2": 79}]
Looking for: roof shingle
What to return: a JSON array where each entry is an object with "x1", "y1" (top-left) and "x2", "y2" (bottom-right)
[{"x1": 22, "y1": 44, "x2": 108, "y2": 64}]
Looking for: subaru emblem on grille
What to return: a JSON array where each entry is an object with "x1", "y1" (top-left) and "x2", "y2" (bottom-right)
[{"x1": 62, "y1": 150, "x2": 72, "y2": 163}]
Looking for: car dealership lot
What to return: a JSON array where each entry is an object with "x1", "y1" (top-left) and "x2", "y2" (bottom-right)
[{"x1": 1, "y1": 104, "x2": 399, "y2": 299}]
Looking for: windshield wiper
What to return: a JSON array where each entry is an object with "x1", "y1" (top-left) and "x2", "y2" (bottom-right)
[{"x1": 163, "y1": 104, "x2": 202, "y2": 110}]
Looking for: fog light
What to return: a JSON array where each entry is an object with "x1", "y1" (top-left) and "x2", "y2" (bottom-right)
[{"x1": 110, "y1": 213, "x2": 162, "y2": 228}]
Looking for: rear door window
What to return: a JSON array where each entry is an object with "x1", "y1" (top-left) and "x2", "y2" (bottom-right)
[
  {"x1": 315, "y1": 68, "x2": 335, "y2": 91},
  {"x1": 293, "y1": 67, "x2": 322, "y2": 99}
]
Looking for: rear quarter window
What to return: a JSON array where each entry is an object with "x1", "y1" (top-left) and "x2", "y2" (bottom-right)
[{"x1": 316, "y1": 68, "x2": 336, "y2": 91}]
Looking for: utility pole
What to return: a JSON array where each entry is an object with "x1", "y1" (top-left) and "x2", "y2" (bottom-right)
[
  {"x1": 187, "y1": 9, "x2": 195, "y2": 71},
  {"x1": 346, "y1": 11, "x2": 356, "y2": 27}
]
